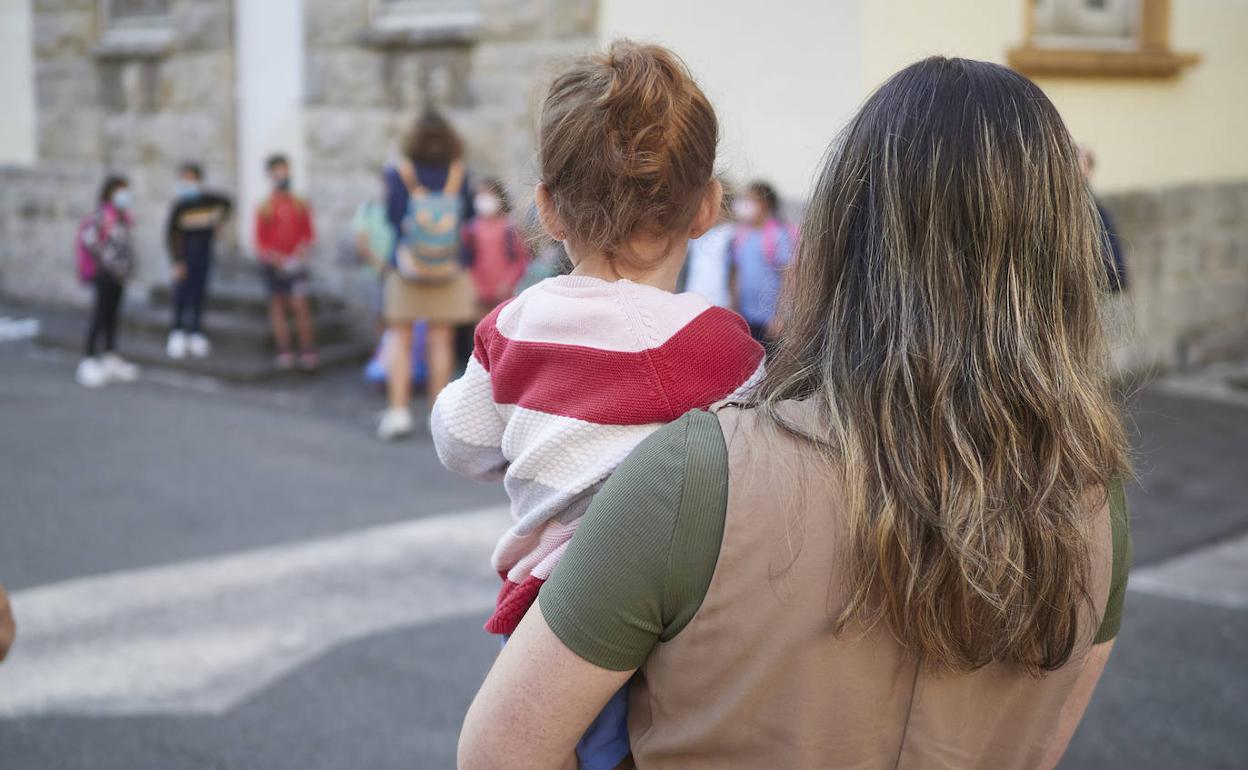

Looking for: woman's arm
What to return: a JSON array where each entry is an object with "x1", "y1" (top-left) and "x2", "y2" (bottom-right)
[
  {"x1": 458, "y1": 600, "x2": 634, "y2": 770},
  {"x1": 1040, "y1": 640, "x2": 1114, "y2": 769}
]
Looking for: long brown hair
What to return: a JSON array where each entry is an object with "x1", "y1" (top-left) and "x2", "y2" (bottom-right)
[
  {"x1": 538, "y1": 40, "x2": 717, "y2": 264},
  {"x1": 402, "y1": 110, "x2": 464, "y2": 167},
  {"x1": 756, "y1": 57, "x2": 1130, "y2": 675}
]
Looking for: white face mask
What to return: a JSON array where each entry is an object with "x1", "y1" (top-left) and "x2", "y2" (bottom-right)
[
  {"x1": 732, "y1": 198, "x2": 760, "y2": 223},
  {"x1": 474, "y1": 193, "x2": 502, "y2": 217},
  {"x1": 111, "y1": 189, "x2": 132, "y2": 210}
]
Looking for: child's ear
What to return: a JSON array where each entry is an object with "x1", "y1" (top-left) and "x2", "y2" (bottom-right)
[
  {"x1": 688, "y1": 179, "x2": 724, "y2": 240},
  {"x1": 534, "y1": 183, "x2": 567, "y2": 242}
]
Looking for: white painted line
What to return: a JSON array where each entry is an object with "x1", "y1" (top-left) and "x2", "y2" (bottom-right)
[
  {"x1": 1128, "y1": 531, "x2": 1248, "y2": 610},
  {"x1": 0, "y1": 505, "x2": 510, "y2": 718},
  {"x1": 0, "y1": 317, "x2": 40, "y2": 343}
]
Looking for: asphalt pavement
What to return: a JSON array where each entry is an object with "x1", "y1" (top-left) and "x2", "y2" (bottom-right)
[{"x1": 0, "y1": 333, "x2": 1245, "y2": 769}]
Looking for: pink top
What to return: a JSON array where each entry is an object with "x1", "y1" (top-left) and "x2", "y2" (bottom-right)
[{"x1": 463, "y1": 216, "x2": 529, "y2": 306}]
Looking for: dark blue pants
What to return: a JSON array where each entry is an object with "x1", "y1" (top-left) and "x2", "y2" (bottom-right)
[{"x1": 172, "y1": 251, "x2": 212, "y2": 333}]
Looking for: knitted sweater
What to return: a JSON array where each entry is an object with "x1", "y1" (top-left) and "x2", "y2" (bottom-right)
[{"x1": 430, "y1": 274, "x2": 765, "y2": 635}]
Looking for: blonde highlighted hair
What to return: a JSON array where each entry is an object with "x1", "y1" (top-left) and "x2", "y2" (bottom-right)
[{"x1": 755, "y1": 57, "x2": 1130, "y2": 674}]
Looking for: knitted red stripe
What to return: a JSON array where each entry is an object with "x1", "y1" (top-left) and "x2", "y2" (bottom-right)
[
  {"x1": 473, "y1": 306, "x2": 763, "y2": 425},
  {"x1": 484, "y1": 575, "x2": 546, "y2": 636}
]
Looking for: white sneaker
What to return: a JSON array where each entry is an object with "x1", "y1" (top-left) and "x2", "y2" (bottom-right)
[
  {"x1": 76, "y1": 358, "x2": 108, "y2": 388},
  {"x1": 167, "y1": 330, "x2": 188, "y2": 359},
  {"x1": 188, "y1": 333, "x2": 211, "y2": 358},
  {"x1": 377, "y1": 407, "x2": 414, "y2": 441},
  {"x1": 101, "y1": 353, "x2": 139, "y2": 382}
]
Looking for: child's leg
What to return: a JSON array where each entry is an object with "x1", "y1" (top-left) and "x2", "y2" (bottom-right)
[
  {"x1": 576, "y1": 684, "x2": 631, "y2": 770},
  {"x1": 269, "y1": 295, "x2": 292, "y2": 353},
  {"x1": 386, "y1": 322, "x2": 413, "y2": 410},
  {"x1": 290, "y1": 294, "x2": 316, "y2": 353},
  {"x1": 425, "y1": 321, "x2": 455, "y2": 402}
]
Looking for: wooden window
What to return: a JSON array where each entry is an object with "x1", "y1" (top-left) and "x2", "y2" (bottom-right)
[{"x1": 1009, "y1": 0, "x2": 1198, "y2": 77}]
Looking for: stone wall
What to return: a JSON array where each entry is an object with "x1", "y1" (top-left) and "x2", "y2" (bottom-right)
[
  {"x1": 1104, "y1": 181, "x2": 1248, "y2": 373},
  {"x1": 0, "y1": 0, "x2": 235, "y2": 308},
  {"x1": 301, "y1": 0, "x2": 596, "y2": 299}
]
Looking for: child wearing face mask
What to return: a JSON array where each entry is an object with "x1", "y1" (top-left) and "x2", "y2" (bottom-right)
[
  {"x1": 255, "y1": 153, "x2": 318, "y2": 370},
  {"x1": 460, "y1": 178, "x2": 531, "y2": 315},
  {"x1": 352, "y1": 170, "x2": 397, "y2": 331},
  {"x1": 728, "y1": 180, "x2": 796, "y2": 345},
  {"x1": 76, "y1": 175, "x2": 139, "y2": 388}
]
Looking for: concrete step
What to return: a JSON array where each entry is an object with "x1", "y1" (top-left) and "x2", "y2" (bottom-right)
[
  {"x1": 35, "y1": 303, "x2": 372, "y2": 382},
  {"x1": 119, "y1": 303, "x2": 359, "y2": 355},
  {"x1": 148, "y1": 277, "x2": 349, "y2": 318}
]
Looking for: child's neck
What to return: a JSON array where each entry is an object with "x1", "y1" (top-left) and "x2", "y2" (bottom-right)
[{"x1": 568, "y1": 241, "x2": 686, "y2": 293}]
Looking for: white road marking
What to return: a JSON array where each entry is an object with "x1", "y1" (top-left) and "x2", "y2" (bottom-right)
[
  {"x1": 1129, "y1": 531, "x2": 1248, "y2": 610},
  {"x1": 0, "y1": 506, "x2": 510, "y2": 718},
  {"x1": 0, "y1": 317, "x2": 40, "y2": 343}
]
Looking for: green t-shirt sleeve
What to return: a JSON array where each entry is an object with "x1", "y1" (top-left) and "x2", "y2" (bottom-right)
[
  {"x1": 1093, "y1": 478, "x2": 1132, "y2": 644},
  {"x1": 540, "y1": 410, "x2": 729, "y2": 671}
]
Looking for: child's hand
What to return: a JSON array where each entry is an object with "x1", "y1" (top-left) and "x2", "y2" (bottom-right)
[
  {"x1": 0, "y1": 584, "x2": 15, "y2": 662},
  {"x1": 172, "y1": 262, "x2": 187, "y2": 282}
]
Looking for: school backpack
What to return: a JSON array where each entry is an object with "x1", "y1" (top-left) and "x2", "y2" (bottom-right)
[
  {"x1": 394, "y1": 159, "x2": 465, "y2": 283},
  {"x1": 733, "y1": 217, "x2": 798, "y2": 268},
  {"x1": 74, "y1": 207, "x2": 119, "y2": 283}
]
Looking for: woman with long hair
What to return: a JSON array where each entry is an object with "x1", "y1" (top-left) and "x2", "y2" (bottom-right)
[
  {"x1": 459, "y1": 57, "x2": 1132, "y2": 769},
  {"x1": 377, "y1": 111, "x2": 477, "y2": 440}
]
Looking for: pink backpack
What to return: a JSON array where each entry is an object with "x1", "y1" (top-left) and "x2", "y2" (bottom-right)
[
  {"x1": 733, "y1": 217, "x2": 798, "y2": 267},
  {"x1": 74, "y1": 207, "x2": 121, "y2": 282}
]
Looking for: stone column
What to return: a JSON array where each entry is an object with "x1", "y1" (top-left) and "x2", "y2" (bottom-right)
[{"x1": 233, "y1": 0, "x2": 308, "y2": 255}]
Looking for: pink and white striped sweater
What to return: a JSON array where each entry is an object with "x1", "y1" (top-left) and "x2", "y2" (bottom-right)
[{"x1": 430, "y1": 274, "x2": 765, "y2": 634}]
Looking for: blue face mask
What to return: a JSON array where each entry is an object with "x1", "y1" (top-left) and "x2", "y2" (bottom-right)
[
  {"x1": 111, "y1": 189, "x2": 132, "y2": 210},
  {"x1": 175, "y1": 181, "x2": 201, "y2": 200}
]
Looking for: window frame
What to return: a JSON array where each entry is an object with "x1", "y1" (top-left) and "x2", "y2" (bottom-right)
[
  {"x1": 1009, "y1": 0, "x2": 1199, "y2": 78},
  {"x1": 97, "y1": 0, "x2": 175, "y2": 54},
  {"x1": 368, "y1": 0, "x2": 482, "y2": 34}
]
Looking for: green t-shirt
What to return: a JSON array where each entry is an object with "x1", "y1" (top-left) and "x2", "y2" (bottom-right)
[{"x1": 541, "y1": 411, "x2": 1131, "y2": 671}]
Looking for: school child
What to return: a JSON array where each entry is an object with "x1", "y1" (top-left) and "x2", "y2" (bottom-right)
[
  {"x1": 255, "y1": 154, "x2": 317, "y2": 370},
  {"x1": 165, "y1": 162, "x2": 231, "y2": 359},
  {"x1": 729, "y1": 180, "x2": 796, "y2": 344},
  {"x1": 352, "y1": 170, "x2": 396, "y2": 331},
  {"x1": 461, "y1": 178, "x2": 531, "y2": 314},
  {"x1": 76, "y1": 175, "x2": 139, "y2": 387},
  {"x1": 430, "y1": 41, "x2": 765, "y2": 770}
]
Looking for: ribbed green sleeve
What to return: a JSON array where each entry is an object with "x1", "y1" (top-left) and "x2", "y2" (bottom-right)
[
  {"x1": 1093, "y1": 478, "x2": 1132, "y2": 644},
  {"x1": 540, "y1": 411, "x2": 729, "y2": 671}
]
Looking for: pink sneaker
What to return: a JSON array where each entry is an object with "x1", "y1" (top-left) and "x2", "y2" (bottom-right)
[
  {"x1": 275, "y1": 351, "x2": 295, "y2": 370},
  {"x1": 299, "y1": 350, "x2": 319, "y2": 371}
]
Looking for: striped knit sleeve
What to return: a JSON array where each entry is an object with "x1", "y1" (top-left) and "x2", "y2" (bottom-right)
[
  {"x1": 652, "y1": 306, "x2": 765, "y2": 417},
  {"x1": 429, "y1": 316, "x2": 509, "y2": 482}
]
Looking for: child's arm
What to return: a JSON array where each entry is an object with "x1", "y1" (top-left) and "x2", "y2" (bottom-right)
[{"x1": 430, "y1": 324, "x2": 509, "y2": 481}]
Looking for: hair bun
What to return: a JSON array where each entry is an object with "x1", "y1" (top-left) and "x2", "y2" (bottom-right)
[{"x1": 539, "y1": 40, "x2": 718, "y2": 260}]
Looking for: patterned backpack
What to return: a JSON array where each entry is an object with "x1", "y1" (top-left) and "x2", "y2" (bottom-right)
[{"x1": 394, "y1": 159, "x2": 465, "y2": 284}]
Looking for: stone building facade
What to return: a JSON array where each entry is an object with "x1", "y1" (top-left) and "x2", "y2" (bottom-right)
[
  {"x1": 0, "y1": 0, "x2": 594, "y2": 309},
  {"x1": 1, "y1": 0, "x2": 1245, "y2": 374}
]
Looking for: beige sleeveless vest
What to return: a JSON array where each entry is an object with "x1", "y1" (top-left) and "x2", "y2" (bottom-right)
[{"x1": 626, "y1": 402, "x2": 1113, "y2": 769}]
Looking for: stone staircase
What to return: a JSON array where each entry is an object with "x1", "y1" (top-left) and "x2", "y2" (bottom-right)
[{"x1": 38, "y1": 260, "x2": 373, "y2": 381}]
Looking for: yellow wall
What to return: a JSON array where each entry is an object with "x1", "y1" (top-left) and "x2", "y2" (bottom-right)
[{"x1": 863, "y1": 0, "x2": 1248, "y2": 193}]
